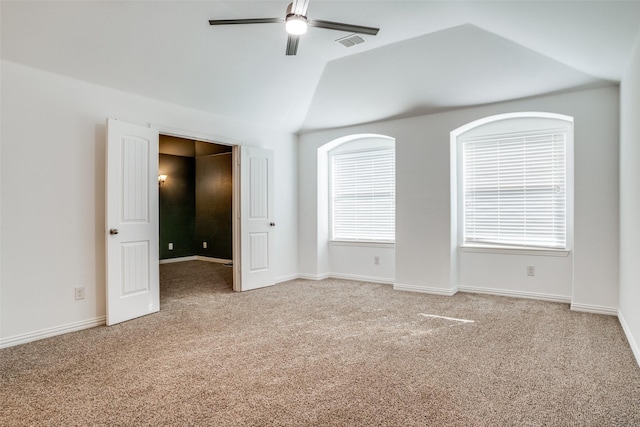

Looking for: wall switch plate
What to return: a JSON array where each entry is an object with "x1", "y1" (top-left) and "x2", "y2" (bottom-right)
[
  {"x1": 203, "y1": 242, "x2": 207, "y2": 249},
  {"x1": 75, "y1": 287, "x2": 85, "y2": 300},
  {"x1": 169, "y1": 243, "x2": 173, "y2": 250},
  {"x1": 527, "y1": 266, "x2": 535, "y2": 276}
]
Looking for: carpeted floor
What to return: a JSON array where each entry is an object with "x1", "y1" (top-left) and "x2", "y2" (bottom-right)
[{"x1": 1, "y1": 260, "x2": 639, "y2": 426}]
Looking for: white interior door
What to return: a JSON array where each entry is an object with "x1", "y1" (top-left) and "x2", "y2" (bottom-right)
[
  {"x1": 106, "y1": 119, "x2": 159, "y2": 325},
  {"x1": 239, "y1": 146, "x2": 275, "y2": 291}
]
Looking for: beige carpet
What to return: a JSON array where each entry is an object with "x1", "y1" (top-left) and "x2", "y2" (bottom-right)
[{"x1": 1, "y1": 260, "x2": 639, "y2": 426}]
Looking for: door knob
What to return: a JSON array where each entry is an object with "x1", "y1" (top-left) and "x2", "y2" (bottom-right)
[
  {"x1": 270, "y1": 222, "x2": 276, "y2": 227},
  {"x1": 109, "y1": 228, "x2": 119, "y2": 235}
]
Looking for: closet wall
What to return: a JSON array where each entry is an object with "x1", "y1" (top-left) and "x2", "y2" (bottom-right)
[{"x1": 159, "y1": 136, "x2": 232, "y2": 260}]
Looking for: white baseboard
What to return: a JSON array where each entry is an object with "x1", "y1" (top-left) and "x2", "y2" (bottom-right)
[
  {"x1": 160, "y1": 256, "x2": 232, "y2": 265},
  {"x1": 0, "y1": 316, "x2": 106, "y2": 349},
  {"x1": 295, "y1": 273, "x2": 393, "y2": 285},
  {"x1": 328, "y1": 273, "x2": 394, "y2": 285},
  {"x1": 298, "y1": 273, "x2": 332, "y2": 281},
  {"x1": 458, "y1": 285, "x2": 571, "y2": 304},
  {"x1": 195, "y1": 256, "x2": 232, "y2": 264},
  {"x1": 618, "y1": 310, "x2": 640, "y2": 368},
  {"x1": 275, "y1": 273, "x2": 300, "y2": 283},
  {"x1": 393, "y1": 282, "x2": 458, "y2": 296},
  {"x1": 571, "y1": 302, "x2": 618, "y2": 316},
  {"x1": 160, "y1": 256, "x2": 197, "y2": 264}
]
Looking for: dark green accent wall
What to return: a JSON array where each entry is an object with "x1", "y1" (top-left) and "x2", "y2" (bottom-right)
[
  {"x1": 196, "y1": 154, "x2": 233, "y2": 259},
  {"x1": 159, "y1": 153, "x2": 196, "y2": 259},
  {"x1": 159, "y1": 147, "x2": 233, "y2": 261}
]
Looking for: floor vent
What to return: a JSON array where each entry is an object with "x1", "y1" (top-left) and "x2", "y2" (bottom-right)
[{"x1": 336, "y1": 34, "x2": 365, "y2": 48}]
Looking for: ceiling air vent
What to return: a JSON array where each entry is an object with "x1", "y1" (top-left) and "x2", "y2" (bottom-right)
[{"x1": 336, "y1": 34, "x2": 365, "y2": 48}]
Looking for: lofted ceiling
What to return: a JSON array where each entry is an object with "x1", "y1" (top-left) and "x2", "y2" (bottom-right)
[{"x1": 2, "y1": 1, "x2": 640, "y2": 134}]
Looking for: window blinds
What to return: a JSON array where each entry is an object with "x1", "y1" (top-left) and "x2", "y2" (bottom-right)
[
  {"x1": 331, "y1": 148, "x2": 395, "y2": 242},
  {"x1": 463, "y1": 132, "x2": 566, "y2": 249}
]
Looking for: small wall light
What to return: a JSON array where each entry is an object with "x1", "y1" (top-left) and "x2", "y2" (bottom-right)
[{"x1": 158, "y1": 175, "x2": 167, "y2": 186}]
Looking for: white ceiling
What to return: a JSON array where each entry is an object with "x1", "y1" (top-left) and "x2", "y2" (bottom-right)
[{"x1": 3, "y1": 1, "x2": 640, "y2": 134}]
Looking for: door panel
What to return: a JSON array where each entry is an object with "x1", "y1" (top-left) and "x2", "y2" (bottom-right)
[
  {"x1": 249, "y1": 232, "x2": 269, "y2": 271},
  {"x1": 249, "y1": 156, "x2": 269, "y2": 218},
  {"x1": 121, "y1": 241, "x2": 150, "y2": 295},
  {"x1": 106, "y1": 119, "x2": 159, "y2": 325},
  {"x1": 121, "y1": 136, "x2": 150, "y2": 222}
]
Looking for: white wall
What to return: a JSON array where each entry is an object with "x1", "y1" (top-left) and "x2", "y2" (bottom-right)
[
  {"x1": 329, "y1": 243, "x2": 395, "y2": 284},
  {"x1": 459, "y1": 252, "x2": 572, "y2": 302},
  {"x1": 619, "y1": 31, "x2": 640, "y2": 365},
  {"x1": 298, "y1": 85, "x2": 619, "y2": 309},
  {"x1": 0, "y1": 60, "x2": 298, "y2": 344}
]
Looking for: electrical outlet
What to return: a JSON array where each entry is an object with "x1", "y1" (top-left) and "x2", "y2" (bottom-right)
[
  {"x1": 374, "y1": 256, "x2": 380, "y2": 265},
  {"x1": 74, "y1": 287, "x2": 85, "y2": 300},
  {"x1": 169, "y1": 243, "x2": 173, "y2": 250},
  {"x1": 527, "y1": 266, "x2": 535, "y2": 276},
  {"x1": 203, "y1": 242, "x2": 207, "y2": 249}
]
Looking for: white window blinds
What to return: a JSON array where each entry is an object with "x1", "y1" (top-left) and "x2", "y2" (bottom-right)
[
  {"x1": 331, "y1": 148, "x2": 395, "y2": 242},
  {"x1": 462, "y1": 131, "x2": 567, "y2": 249}
]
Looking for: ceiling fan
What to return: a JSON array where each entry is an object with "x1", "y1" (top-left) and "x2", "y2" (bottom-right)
[{"x1": 209, "y1": 0, "x2": 380, "y2": 55}]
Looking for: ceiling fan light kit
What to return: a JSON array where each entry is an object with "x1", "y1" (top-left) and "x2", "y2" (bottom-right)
[
  {"x1": 209, "y1": 1, "x2": 379, "y2": 55},
  {"x1": 285, "y1": 15, "x2": 308, "y2": 35}
]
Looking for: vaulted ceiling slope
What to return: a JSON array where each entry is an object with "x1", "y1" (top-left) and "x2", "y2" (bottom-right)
[{"x1": 2, "y1": 1, "x2": 640, "y2": 134}]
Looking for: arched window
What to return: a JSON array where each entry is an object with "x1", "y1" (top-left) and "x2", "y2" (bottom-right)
[
  {"x1": 452, "y1": 113, "x2": 573, "y2": 252},
  {"x1": 328, "y1": 136, "x2": 395, "y2": 243}
]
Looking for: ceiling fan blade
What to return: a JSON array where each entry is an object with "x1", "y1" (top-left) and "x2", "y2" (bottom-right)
[
  {"x1": 286, "y1": 35, "x2": 300, "y2": 56},
  {"x1": 308, "y1": 20, "x2": 379, "y2": 36},
  {"x1": 290, "y1": 0, "x2": 310, "y2": 16},
  {"x1": 209, "y1": 18, "x2": 284, "y2": 26}
]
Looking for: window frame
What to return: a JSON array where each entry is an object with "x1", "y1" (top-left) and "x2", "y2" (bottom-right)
[
  {"x1": 453, "y1": 113, "x2": 574, "y2": 256},
  {"x1": 329, "y1": 144, "x2": 396, "y2": 244}
]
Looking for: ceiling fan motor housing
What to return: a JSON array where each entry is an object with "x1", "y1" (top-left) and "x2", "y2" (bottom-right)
[{"x1": 285, "y1": 2, "x2": 308, "y2": 35}]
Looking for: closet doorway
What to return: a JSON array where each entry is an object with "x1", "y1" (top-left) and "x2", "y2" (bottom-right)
[{"x1": 158, "y1": 135, "x2": 234, "y2": 289}]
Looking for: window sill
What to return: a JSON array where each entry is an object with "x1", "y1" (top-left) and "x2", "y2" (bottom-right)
[
  {"x1": 460, "y1": 245, "x2": 570, "y2": 257},
  {"x1": 331, "y1": 240, "x2": 395, "y2": 249}
]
